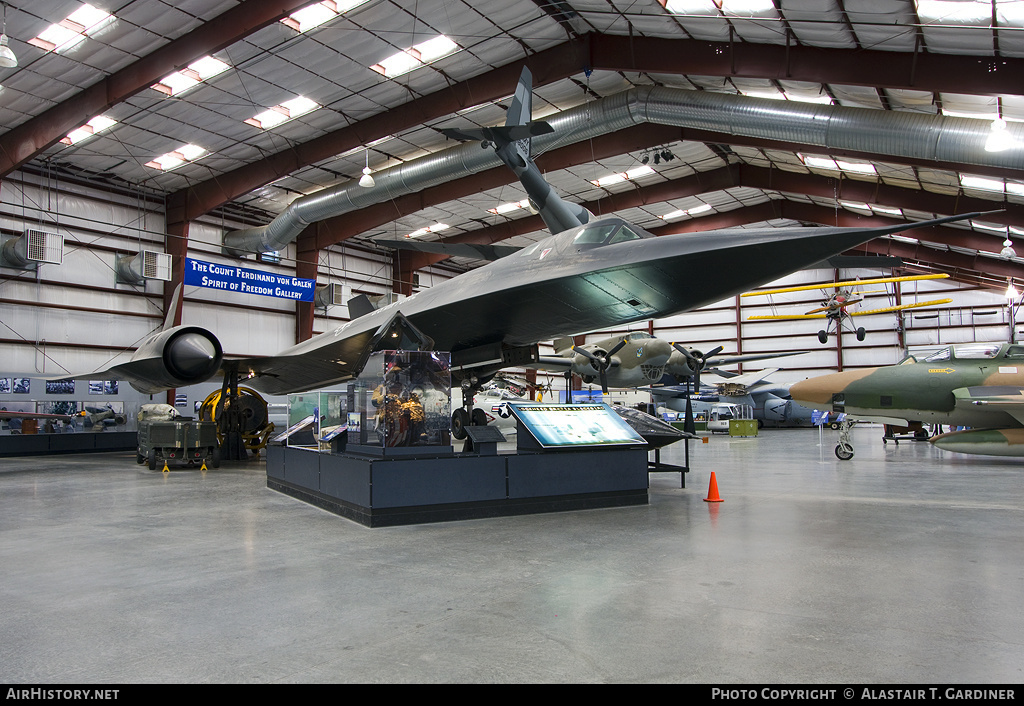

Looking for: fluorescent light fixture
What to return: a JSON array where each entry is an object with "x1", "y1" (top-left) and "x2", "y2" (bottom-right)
[
  {"x1": 835, "y1": 159, "x2": 877, "y2": 175},
  {"x1": 662, "y1": 204, "x2": 712, "y2": 220},
  {"x1": 281, "y1": 0, "x2": 371, "y2": 32},
  {"x1": 741, "y1": 89, "x2": 785, "y2": 101},
  {"x1": 973, "y1": 221, "x2": 1007, "y2": 233},
  {"x1": 840, "y1": 200, "x2": 872, "y2": 212},
  {"x1": 916, "y1": 0, "x2": 991, "y2": 24},
  {"x1": 722, "y1": 0, "x2": 776, "y2": 13},
  {"x1": 800, "y1": 154, "x2": 876, "y2": 175},
  {"x1": 145, "y1": 144, "x2": 207, "y2": 171},
  {"x1": 245, "y1": 96, "x2": 320, "y2": 130},
  {"x1": 661, "y1": 0, "x2": 718, "y2": 13},
  {"x1": 152, "y1": 56, "x2": 230, "y2": 97},
  {"x1": 488, "y1": 199, "x2": 531, "y2": 215},
  {"x1": 870, "y1": 204, "x2": 903, "y2": 217},
  {"x1": 405, "y1": 223, "x2": 450, "y2": 239},
  {"x1": 942, "y1": 108, "x2": 1000, "y2": 121},
  {"x1": 370, "y1": 35, "x2": 459, "y2": 78},
  {"x1": 961, "y1": 174, "x2": 1005, "y2": 193},
  {"x1": 28, "y1": 4, "x2": 113, "y2": 53},
  {"x1": 999, "y1": 0, "x2": 1024, "y2": 24},
  {"x1": 60, "y1": 115, "x2": 117, "y2": 145},
  {"x1": 590, "y1": 165, "x2": 655, "y2": 187}
]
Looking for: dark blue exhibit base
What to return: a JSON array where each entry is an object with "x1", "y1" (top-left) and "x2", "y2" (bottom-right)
[
  {"x1": 0, "y1": 431, "x2": 137, "y2": 457},
  {"x1": 266, "y1": 445, "x2": 649, "y2": 527}
]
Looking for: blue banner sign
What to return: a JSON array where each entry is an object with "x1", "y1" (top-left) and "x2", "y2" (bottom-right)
[{"x1": 184, "y1": 258, "x2": 315, "y2": 302}]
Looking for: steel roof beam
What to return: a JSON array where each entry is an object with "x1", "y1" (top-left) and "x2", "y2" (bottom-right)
[
  {"x1": 0, "y1": 0, "x2": 320, "y2": 178},
  {"x1": 166, "y1": 33, "x2": 1024, "y2": 222}
]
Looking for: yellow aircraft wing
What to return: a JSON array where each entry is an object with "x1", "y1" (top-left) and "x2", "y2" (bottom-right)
[
  {"x1": 748, "y1": 313, "x2": 829, "y2": 320},
  {"x1": 741, "y1": 273, "x2": 949, "y2": 297},
  {"x1": 748, "y1": 298, "x2": 951, "y2": 320},
  {"x1": 847, "y1": 298, "x2": 953, "y2": 316}
]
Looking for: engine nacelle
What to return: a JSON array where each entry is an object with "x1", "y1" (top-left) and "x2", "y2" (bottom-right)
[
  {"x1": 125, "y1": 326, "x2": 223, "y2": 394},
  {"x1": 665, "y1": 348, "x2": 698, "y2": 378},
  {"x1": 572, "y1": 347, "x2": 607, "y2": 377}
]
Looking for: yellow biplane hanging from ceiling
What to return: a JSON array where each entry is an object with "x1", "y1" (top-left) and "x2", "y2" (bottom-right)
[{"x1": 742, "y1": 273, "x2": 953, "y2": 344}]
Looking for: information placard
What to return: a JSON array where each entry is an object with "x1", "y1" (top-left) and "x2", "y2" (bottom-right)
[{"x1": 509, "y1": 403, "x2": 647, "y2": 449}]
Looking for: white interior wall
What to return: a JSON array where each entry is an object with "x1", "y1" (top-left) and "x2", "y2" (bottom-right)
[{"x1": 2, "y1": 172, "x2": 1016, "y2": 393}]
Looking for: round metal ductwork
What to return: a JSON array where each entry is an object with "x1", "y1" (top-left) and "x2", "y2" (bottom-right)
[{"x1": 222, "y1": 86, "x2": 1024, "y2": 256}]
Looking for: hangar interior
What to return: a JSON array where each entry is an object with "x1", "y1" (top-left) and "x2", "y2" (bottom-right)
[{"x1": 1, "y1": 0, "x2": 1023, "y2": 684}]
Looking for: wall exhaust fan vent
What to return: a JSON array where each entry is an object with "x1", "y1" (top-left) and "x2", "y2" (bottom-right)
[
  {"x1": 314, "y1": 282, "x2": 346, "y2": 309},
  {"x1": 1, "y1": 230, "x2": 64, "y2": 268},
  {"x1": 117, "y1": 250, "x2": 172, "y2": 284}
]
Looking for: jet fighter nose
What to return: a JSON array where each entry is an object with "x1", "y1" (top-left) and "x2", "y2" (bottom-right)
[
  {"x1": 790, "y1": 369, "x2": 877, "y2": 407},
  {"x1": 789, "y1": 378, "x2": 836, "y2": 407},
  {"x1": 166, "y1": 331, "x2": 220, "y2": 379}
]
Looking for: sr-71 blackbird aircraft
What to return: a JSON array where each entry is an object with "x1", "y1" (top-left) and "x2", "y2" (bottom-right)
[
  {"x1": 62, "y1": 67, "x2": 982, "y2": 434},
  {"x1": 790, "y1": 342, "x2": 1024, "y2": 459}
]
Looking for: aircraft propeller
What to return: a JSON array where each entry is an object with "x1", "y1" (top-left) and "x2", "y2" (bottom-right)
[
  {"x1": 572, "y1": 338, "x2": 628, "y2": 393},
  {"x1": 672, "y1": 343, "x2": 724, "y2": 394}
]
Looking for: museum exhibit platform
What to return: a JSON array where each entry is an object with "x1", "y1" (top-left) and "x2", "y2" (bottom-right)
[
  {"x1": 266, "y1": 444, "x2": 649, "y2": 527},
  {"x1": 0, "y1": 431, "x2": 137, "y2": 457}
]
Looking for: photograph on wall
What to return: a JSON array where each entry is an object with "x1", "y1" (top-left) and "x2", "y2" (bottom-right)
[
  {"x1": 89, "y1": 380, "x2": 119, "y2": 395},
  {"x1": 0, "y1": 378, "x2": 10, "y2": 394},
  {"x1": 12, "y1": 378, "x2": 31, "y2": 394},
  {"x1": 46, "y1": 379, "x2": 76, "y2": 395}
]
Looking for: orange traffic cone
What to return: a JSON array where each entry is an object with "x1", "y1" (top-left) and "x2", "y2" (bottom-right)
[{"x1": 704, "y1": 471, "x2": 723, "y2": 503}]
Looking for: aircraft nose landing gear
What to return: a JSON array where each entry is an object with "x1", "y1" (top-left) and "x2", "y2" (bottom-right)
[{"x1": 834, "y1": 418, "x2": 855, "y2": 460}]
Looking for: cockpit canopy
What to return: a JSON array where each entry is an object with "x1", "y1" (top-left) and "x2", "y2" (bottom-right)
[
  {"x1": 571, "y1": 219, "x2": 649, "y2": 247},
  {"x1": 921, "y1": 343, "x2": 1021, "y2": 362}
]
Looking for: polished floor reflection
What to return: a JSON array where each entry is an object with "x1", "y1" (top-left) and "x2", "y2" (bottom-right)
[{"x1": 1, "y1": 424, "x2": 1021, "y2": 683}]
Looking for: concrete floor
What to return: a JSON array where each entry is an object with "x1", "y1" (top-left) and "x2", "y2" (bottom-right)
[{"x1": 1, "y1": 424, "x2": 1022, "y2": 684}]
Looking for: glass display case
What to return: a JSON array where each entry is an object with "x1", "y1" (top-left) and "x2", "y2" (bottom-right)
[
  {"x1": 283, "y1": 390, "x2": 346, "y2": 449},
  {"x1": 347, "y1": 350, "x2": 451, "y2": 451}
]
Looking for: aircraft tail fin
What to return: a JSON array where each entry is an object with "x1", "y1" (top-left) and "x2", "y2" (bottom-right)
[
  {"x1": 441, "y1": 66, "x2": 588, "y2": 235},
  {"x1": 163, "y1": 283, "x2": 183, "y2": 331},
  {"x1": 439, "y1": 67, "x2": 553, "y2": 153}
]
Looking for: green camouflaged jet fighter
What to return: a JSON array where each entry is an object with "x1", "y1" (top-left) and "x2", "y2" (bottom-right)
[{"x1": 790, "y1": 342, "x2": 1024, "y2": 459}]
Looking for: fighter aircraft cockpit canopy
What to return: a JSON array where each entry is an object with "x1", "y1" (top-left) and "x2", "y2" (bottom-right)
[
  {"x1": 922, "y1": 343, "x2": 1004, "y2": 362},
  {"x1": 571, "y1": 220, "x2": 650, "y2": 248}
]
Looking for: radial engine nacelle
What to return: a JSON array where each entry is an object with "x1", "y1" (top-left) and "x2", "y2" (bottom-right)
[{"x1": 572, "y1": 347, "x2": 608, "y2": 378}]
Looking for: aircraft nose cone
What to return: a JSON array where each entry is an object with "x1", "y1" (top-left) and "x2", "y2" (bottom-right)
[
  {"x1": 789, "y1": 377, "x2": 837, "y2": 407},
  {"x1": 167, "y1": 332, "x2": 219, "y2": 377},
  {"x1": 645, "y1": 337, "x2": 674, "y2": 365}
]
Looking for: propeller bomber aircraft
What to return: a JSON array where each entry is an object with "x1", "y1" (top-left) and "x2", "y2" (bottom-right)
[{"x1": 57, "y1": 66, "x2": 984, "y2": 444}]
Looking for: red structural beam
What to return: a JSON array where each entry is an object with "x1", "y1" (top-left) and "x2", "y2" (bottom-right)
[
  {"x1": 0, "y1": 0, "x2": 322, "y2": 177},
  {"x1": 156, "y1": 34, "x2": 1024, "y2": 223}
]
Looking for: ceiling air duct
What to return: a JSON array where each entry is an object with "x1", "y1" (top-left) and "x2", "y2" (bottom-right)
[{"x1": 1, "y1": 229, "x2": 63, "y2": 269}]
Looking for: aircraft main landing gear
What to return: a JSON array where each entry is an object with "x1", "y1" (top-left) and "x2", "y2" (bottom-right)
[{"x1": 451, "y1": 376, "x2": 491, "y2": 440}]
